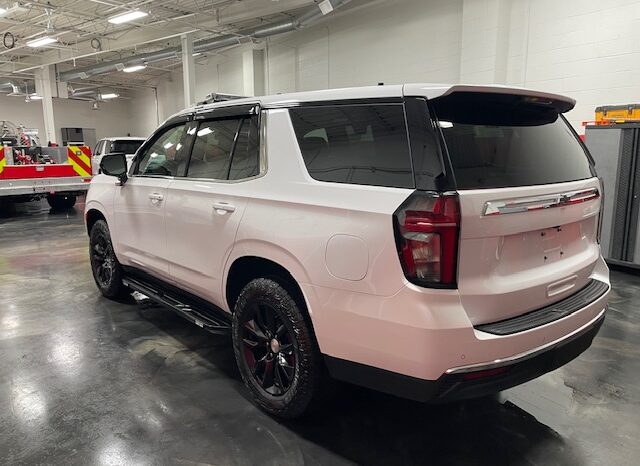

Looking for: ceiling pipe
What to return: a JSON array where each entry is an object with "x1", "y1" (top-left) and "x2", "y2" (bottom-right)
[
  {"x1": 69, "y1": 89, "x2": 98, "y2": 97},
  {"x1": 68, "y1": 85, "x2": 100, "y2": 93},
  {"x1": 58, "y1": 0, "x2": 351, "y2": 82},
  {"x1": 0, "y1": 79, "x2": 36, "y2": 95}
]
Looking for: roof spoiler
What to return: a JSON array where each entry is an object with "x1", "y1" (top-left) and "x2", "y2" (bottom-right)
[{"x1": 438, "y1": 85, "x2": 576, "y2": 113}]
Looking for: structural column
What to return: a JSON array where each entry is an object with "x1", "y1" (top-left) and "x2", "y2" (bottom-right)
[
  {"x1": 35, "y1": 65, "x2": 57, "y2": 144},
  {"x1": 459, "y1": 0, "x2": 511, "y2": 84},
  {"x1": 242, "y1": 49, "x2": 265, "y2": 97},
  {"x1": 181, "y1": 33, "x2": 196, "y2": 107}
]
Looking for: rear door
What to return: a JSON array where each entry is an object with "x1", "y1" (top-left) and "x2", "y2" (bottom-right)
[
  {"x1": 165, "y1": 111, "x2": 260, "y2": 308},
  {"x1": 431, "y1": 92, "x2": 601, "y2": 325}
]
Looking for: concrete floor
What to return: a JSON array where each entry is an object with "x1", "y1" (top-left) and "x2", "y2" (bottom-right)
[{"x1": 0, "y1": 198, "x2": 638, "y2": 466}]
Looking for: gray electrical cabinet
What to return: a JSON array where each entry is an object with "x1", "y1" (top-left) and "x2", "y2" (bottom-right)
[{"x1": 585, "y1": 124, "x2": 640, "y2": 269}]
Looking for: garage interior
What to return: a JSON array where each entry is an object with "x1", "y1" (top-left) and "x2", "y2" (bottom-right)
[{"x1": 1, "y1": 0, "x2": 640, "y2": 465}]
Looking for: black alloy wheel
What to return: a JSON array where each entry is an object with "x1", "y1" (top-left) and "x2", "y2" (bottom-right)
[
  {"x1": 89, "y1": 220, "x2": 128, "y2": 299},
  {"x1": 240, "y1": 302, "x2": 297, "y2": 396},
  {"x1": 232, "y1": 278, "x2": 327, "y2": 418},
  {"x1": 92, "y1": 231, "x2": 115, "y2": 289}
]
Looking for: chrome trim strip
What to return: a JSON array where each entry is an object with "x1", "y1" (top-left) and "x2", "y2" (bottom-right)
[
  {"x1": 483, "y1": 187, "x2": 599, "y2": 216},
  {"x1": 445, "y1": 306, "x2": 607, "y2": 375}
]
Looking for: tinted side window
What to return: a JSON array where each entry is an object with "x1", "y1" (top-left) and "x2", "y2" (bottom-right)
[
  {"x1": 187, "y1": 119, "x2": 239, "y2": 180},
  {"x1": 228, "y1": 116, "x2": 259, "y2": 180},
  {"x1": 94, "y1": 141, "x2": 103, "y2": 155},
  {"x1": 112, "y1": 140, "x2": 145, "y2": 154},
  {"x1": 136, "y1": 124, "x2": 188, "y2": 176},
  {"x1": 289, "y1": 104, "x2": 414, "y2": 188}
]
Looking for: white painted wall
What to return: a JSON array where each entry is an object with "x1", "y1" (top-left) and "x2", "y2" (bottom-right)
[
  {"x1": 265, "y1": 0, "x2": 464, "y2": 92},
  {"x1": 505, "y1": 0, "x2": 640, "y2": 129},
  {"x1": 126, "y1": 0, "x2": 640, "y2": 135},
  {"x1": 0, "y1": 94, "x2": 136, "y2": 144}
]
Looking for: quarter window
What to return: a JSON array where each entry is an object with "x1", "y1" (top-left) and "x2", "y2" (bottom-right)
[
  {"x1": 136, "y1": 125, "x2": 188, "y2": 177},
  {"x1": 289, "y1": 104, "x2": 414, "y2": 188}
]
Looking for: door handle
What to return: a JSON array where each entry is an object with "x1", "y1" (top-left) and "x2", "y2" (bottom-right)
[
  {"x1": 148, "y1": 193, "x2": 164, "y2": 202},
  {"x1": 213, "y1": 202, "x2": 236, "y2": 213}
]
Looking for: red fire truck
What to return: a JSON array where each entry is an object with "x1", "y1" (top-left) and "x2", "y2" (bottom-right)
[{"x1": 0, "y1": 121, "x2": 92, "y2": 210}]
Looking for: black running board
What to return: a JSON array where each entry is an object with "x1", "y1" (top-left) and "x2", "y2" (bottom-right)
[{"x1": 122, "y1": 275, "x2": 231, "y2": 335}]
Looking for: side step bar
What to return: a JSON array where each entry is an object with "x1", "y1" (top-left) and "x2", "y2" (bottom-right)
[{"x1": 123, "y1": 276, "x2": 231, "y2": 335}]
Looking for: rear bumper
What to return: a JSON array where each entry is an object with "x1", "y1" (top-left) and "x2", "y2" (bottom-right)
[
  {"x1": 0, "y1": 177, "x2": 90, "y2": 196},
  {"x1": 310, "y1": 255, "x2": 610, "y2": 389},
  {"x1": 325, "y1": 309, "x2": 605, "y2": 402}
]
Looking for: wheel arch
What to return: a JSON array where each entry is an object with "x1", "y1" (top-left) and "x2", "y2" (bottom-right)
[
  {"x1": 85, "y1": 207, "x2": 107, "y2": 236},
  {"x1": 225, "y1": 255, "x2": 310, "y2": 317}
]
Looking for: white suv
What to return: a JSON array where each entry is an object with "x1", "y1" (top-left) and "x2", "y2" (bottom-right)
[
  {"x1": 85, "y1": 84, "x2": 610, "y2": 418},
  {"x1": 92, "y1": 136, "x2": 146, "y2": 175}
]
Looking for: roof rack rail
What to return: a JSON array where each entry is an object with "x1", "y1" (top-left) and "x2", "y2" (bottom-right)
[{"x1": 197, "y1": 93, "x2": 247, "y2": 105}]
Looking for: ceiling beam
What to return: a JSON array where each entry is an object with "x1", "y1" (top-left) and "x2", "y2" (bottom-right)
[{"x1": 0, "y1": 0, "x2": 314, "y2": 75}]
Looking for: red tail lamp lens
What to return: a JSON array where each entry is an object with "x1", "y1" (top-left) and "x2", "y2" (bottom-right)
[{"x1": 394, "y1": 192, "x2": 460, "y2": 287}]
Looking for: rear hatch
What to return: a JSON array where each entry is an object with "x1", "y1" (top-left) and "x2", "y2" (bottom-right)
[{"x1": 431, "y1": 91, "x2": 601, "y2": 325}]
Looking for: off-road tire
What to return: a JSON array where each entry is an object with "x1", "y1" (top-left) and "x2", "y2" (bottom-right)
[
  {"x1": 89, "y1": 219, "x2": 129, "y2": 299},
  {"x1": 232, "y1": 278, "x2": 325, "y2": 419}
]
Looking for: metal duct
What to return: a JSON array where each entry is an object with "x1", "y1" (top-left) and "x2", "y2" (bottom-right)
[
  {"x1": 60, "y1": 48, "x2": 180, "y2": 81},
  {"x1": 0, "y1": 79, "x2": 36, "y2": 95},
  {"x1": 69, "y1": 89, "x2": 98, "y2": 97},
  {"x1": 59, "y1": 0, "x2": 351, "y2": 82},
  {"x1": 68, "y1": 85, "x2": 99, "y2": 93}
]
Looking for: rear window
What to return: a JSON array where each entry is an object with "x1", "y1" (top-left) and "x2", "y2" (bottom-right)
[
  {"x1": 111, "y1": 140, "x2": 144, "y2": 155},
  {"x1": 289, "y1": 104, "x2": 414, "y2": 188},
  {"x1": 431, "y1": 93, "x2": 594, "y2": 189}
]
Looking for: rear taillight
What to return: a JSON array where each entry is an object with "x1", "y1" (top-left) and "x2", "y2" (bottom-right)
[{"x1": 393, "y1": 191, "x2": 460, "y2": 288}]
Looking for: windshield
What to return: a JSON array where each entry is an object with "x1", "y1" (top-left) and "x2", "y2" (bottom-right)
[
  {"x1": 111, "y1": 140, "x2": 144, "y2": 155},
  {"x1": 431, "y1": 92, "x2": 594, "y2": 189}
]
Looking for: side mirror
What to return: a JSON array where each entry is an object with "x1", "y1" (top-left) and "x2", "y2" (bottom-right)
[{"x1": 100, "y1": 153, "x2": 128, "y2": 184}]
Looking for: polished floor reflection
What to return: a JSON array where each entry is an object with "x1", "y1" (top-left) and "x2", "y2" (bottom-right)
[{"x1": 1, "y1": 199, "x2": 639, "y2": 466}]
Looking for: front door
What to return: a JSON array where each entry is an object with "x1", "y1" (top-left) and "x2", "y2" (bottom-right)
[{"x1": 114, "y1": 123, "x2": 190, "y2": 280}]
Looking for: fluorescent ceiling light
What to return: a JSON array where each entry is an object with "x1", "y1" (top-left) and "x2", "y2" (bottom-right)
[
  {"x1": 26, "y1": 36, "x2": 58, "y2": 48},
  {"x1": 100, "y1": 92, "x2": 119, "y2": 100},
  {"x1": 108, "y1": 10, "x2": 148, "y2": 24},
  {"x1": 318, "y1": 0, "x2": 334, "y2": 15},
  {"x1": 122, "y1": 64, "x2": 146, "y2": 73},
  {"x1": 0, "y1": 3, "x2": 27, "y2": 16},
  {"x1": 30, "y1": 94, "x2": 43, "y2": 100}
]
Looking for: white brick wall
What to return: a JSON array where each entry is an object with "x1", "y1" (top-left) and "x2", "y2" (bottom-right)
[{"x1": 516, "y1": 0, "x2": 640, "y2": 129}]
